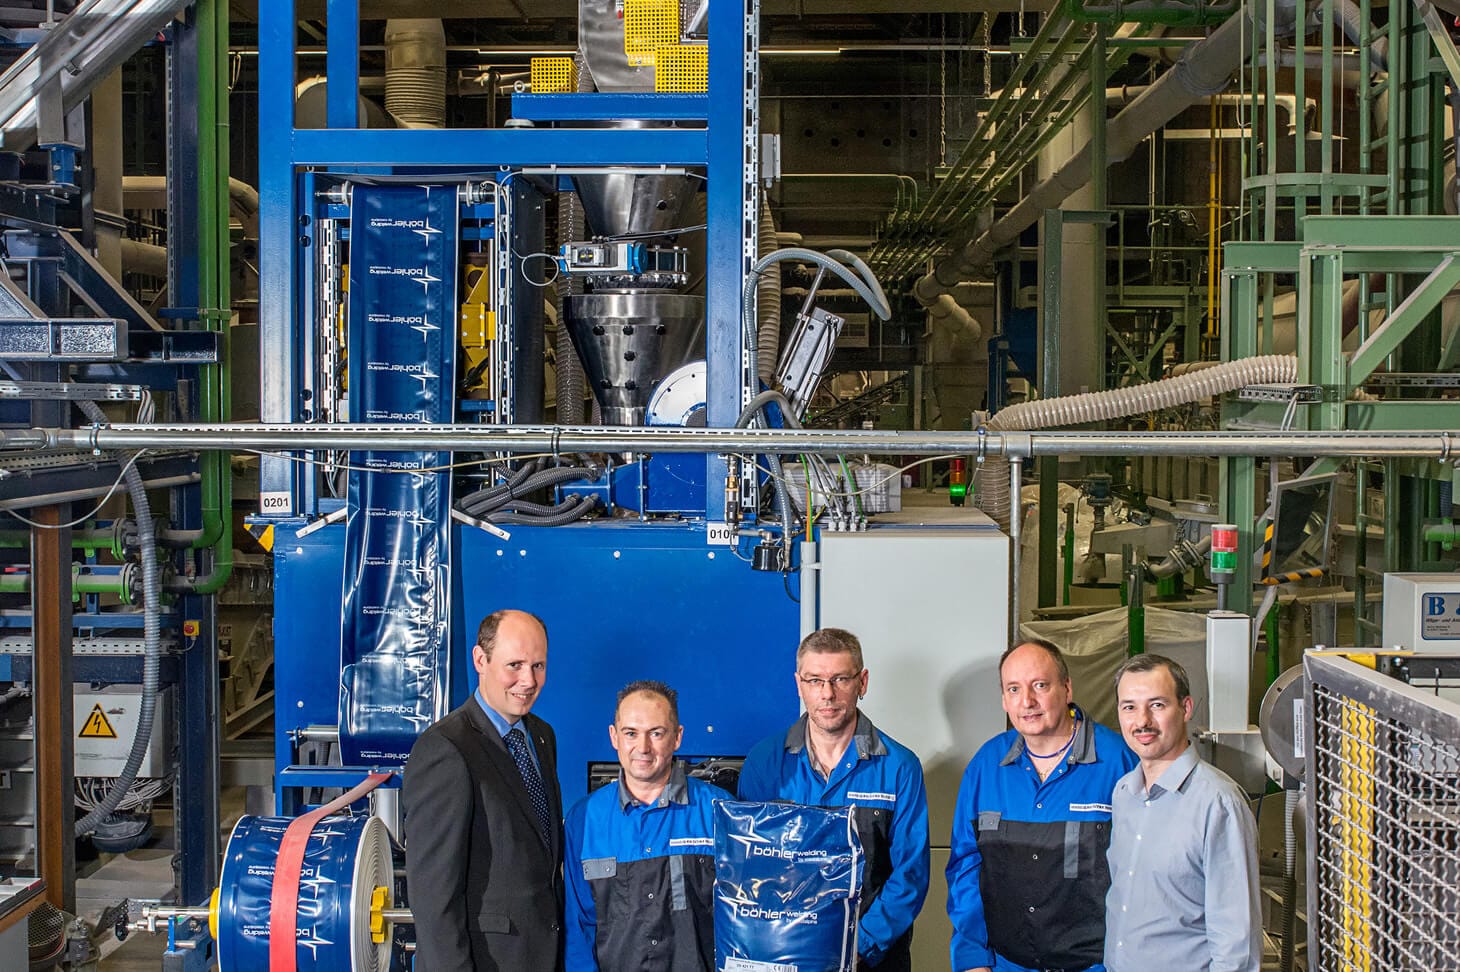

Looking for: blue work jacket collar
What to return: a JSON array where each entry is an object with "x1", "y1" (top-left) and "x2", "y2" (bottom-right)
[
  {"x1": 616, "y1": 759, "x2": 690, "y2": 810},
  {"x1": 999, "y1": 706, "x2": 1098, "y2": 768},
  {"x1": 783, "y1": 711, "x2": 887, "y2": 759}
]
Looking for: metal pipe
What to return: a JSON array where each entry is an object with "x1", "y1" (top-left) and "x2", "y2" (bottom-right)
[
  {"x1": 26, "y1": 424, "x2": 1460, "y2": 459},
  {"x1": 1009, "y1": 454, "x2": 1024, "y2": 631},
  {"x1": 914, "y1": 5, "x2": 1252, "y2": 301},
  {"x1": 0, "y1": 473, "x2": 200, "y2": 512}
]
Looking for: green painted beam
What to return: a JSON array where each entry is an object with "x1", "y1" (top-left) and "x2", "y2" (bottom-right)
[{"x1": 1349, "y1": 253, "x2": 1460, "y2": 381}]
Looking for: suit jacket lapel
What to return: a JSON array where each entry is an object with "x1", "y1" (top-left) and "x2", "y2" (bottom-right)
[{"x1": 463, "y1": 702, "x2": 551, "y2": 846}]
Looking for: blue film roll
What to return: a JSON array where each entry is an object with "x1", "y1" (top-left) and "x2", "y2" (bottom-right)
[{"x1": 216, "y1": 813, "x2": 393, "y2": 972}]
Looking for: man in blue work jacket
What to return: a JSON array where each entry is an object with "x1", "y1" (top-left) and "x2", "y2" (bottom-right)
[
  {"x1": 738, "y1": 627, "x2": 931, "y2": 971},
  {"x1": 564, "y1": 680, "x2": 730, "y2": 971},
  {"x1": 947, "y1": 638, "x2": 1138, "y2": 972}
]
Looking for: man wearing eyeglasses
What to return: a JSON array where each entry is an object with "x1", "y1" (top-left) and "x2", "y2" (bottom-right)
[{"x1": 738, "y1": 627, "x2": 930, "y2": 971}]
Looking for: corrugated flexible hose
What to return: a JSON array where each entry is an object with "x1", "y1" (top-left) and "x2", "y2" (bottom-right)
[{"x1": 975, "y1": 355, "x2": 1299, "y2": 528}]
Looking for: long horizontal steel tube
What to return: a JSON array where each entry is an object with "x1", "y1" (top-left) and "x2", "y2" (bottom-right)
[{"x1": 15, "y1": 424, "x2": 1460, "y2": 460}]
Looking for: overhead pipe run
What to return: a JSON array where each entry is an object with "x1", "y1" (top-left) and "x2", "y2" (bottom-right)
[
  {"x1": 913, "y1": 3, "x2": 1258, "y2": 307},
  {"x1": 121, "y1": 176, "x2": 261, "y2": 239},
  {"x1": 17, "y1": 421, "x2": 1460, "y2": 461}
]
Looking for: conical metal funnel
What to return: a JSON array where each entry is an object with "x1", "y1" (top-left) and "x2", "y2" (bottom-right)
[
  {"x1": 570, "y1": 133, "x2": 697, "y2": 238},
  {"x1": 562, "y1": 292, "x2": 704, "y2": 425}
]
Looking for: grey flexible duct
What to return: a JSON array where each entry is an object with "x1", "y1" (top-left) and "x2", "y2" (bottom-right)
[
  {"x1": 975, "y1": 355, "x2": 1299, "y2": 528},
  {"x1": 756, "y1": 189, "x2": 782, "y2": 383},
  {"x1": 555, "y1": 192, "x2": 586, "y2": 424},
  {"x1": 457, "y1": 464, "x2": 595, "y2": 516},
  {"x1": 490, "y1": 493, "x2": 600, "y2": 526},
  {"x1": 735, "y1": 389, "x2": 802, "y2": 562},
  {"x1": 741, "y1": 248, "x2": 891, "y2": 340},
  {"x1": 1280, "y1": 788, "x2": 1299, "y2": 972},
  {"x1": 74, "y1": 400, "x2": 160, "y2": 837}
]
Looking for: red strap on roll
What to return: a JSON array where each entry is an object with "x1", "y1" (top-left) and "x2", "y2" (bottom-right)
[{"x1": 268, "y1": 772, "x2": 393, "y2": 971}]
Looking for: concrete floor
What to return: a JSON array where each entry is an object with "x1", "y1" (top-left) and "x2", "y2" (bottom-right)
[{"x1": 86, "y1": 786, "x2": 248, "y2": 970}]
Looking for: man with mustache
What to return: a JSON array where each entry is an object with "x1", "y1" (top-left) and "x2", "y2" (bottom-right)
[
  {"x1": 948, "y1": 639, "x2": 1137, "y2": 972},
  {"x1": 738, "y1": 627, "x2": 930, "y2": 970},
  {"x1": 1104, "y1": 653, "x2": 1260, "y2": 972},
  {"x1": 404, "y1": 609, "x2": 563, "y2": 972}
]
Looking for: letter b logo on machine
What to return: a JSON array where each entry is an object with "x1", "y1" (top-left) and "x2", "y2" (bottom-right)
[{"x1": 714, "y1": 800, "x2": 863, "y2": 972}]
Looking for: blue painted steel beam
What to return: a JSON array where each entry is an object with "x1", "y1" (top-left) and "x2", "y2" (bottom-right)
[
  {"x1": 325, "y1": 0, "x2": 359, "y2": 128},
  {"x1": 704, "y1": 0, "x2": 751, "y2": 514},
  {"x1": 257, "y1": 0, "x2": 300, "y2": 497},
  {"x1": 510, "y1": 93, "x2": 710, "y2": 122},
  {"x1": 290, "y1": 127, "x2": 710, "y2": 166}
]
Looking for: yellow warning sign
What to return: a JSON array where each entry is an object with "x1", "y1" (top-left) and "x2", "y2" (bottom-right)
[{"x1": 79, "y1": 704, "x2": 117, "y2": 739}]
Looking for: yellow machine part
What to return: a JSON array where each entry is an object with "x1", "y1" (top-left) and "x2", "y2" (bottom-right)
[
  {"x1": 531, "y1": 57, "x2": 578, "y2": 93},
  {"x1": 624, "y1": 0, "x2": 679, "y2": 66},
  {"x1": 369, "y1": 885, "x2": 390, "y2": 944},
  {"x1": 654, "y1": 45, "x2": 708, "y2": 92},
  {"x1": 208, "y1": 886, "x2": 220, "y2": 941}
]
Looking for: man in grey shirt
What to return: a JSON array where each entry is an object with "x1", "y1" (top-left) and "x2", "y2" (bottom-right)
[{"x1": 1104, "y1": 653, "x2": 1261, "y2": 972}]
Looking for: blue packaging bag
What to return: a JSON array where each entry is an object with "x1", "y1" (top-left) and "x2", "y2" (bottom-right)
[{"x1": 714, "y1": 800, "x2": 863, "y2": 972}]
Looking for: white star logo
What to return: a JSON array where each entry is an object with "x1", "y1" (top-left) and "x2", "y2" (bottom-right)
[{"x1": 413, "y1": 269, "x2": 441, "y2": 292}]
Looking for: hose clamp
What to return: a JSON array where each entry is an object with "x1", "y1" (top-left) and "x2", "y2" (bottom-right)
[
  {"x1": 549, "y1": 426, "x2": 562, "y2": 459},
  {"x1": 976, "y1": 425, "x2": 987, "y2": 465}
]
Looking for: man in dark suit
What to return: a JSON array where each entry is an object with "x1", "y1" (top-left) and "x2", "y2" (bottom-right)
[{"x1": 404, "y1": 609, "x2": 564, "y2": 972}]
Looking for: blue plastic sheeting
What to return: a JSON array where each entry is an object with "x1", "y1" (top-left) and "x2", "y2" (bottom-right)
[
  {"x1": 339, "y1": 184, "x2": 459, "y2": 766},
  {"x1": 714, "y1": 800, "x2": 864, "y2": 972},
  {"x1": 216, "y1": 814, "x2": 383, "y2": 972}
]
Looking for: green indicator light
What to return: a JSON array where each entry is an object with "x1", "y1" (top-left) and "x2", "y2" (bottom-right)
[
  {"x1": 949, "y1": 483, "x2": 967, "y2": 507},
  {"x1": 1211, "y1": 550, "x2": 1237, "y2": 572}
]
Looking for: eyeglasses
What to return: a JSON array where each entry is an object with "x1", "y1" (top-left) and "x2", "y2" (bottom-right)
[{"x1": 797, "y1": 672, "x2": 863, "y2": 691}]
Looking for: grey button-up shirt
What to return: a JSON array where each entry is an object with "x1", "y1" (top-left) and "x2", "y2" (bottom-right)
[{"x1": 1104, "y1": 745, "x2": 1261, "y2": 972}]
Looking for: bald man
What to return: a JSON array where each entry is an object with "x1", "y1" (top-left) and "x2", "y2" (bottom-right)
[{"x1": 404, "y1": 609, "x2": 564, "y2": 972}]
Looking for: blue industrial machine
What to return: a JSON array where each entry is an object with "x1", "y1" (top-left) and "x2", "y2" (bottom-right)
[
  {"x1": 252, "y1": 0, "x2": 806, "y2": 825},
  {"x1": 114, "y1": 1, "x2": 1007, "y2": 966}
]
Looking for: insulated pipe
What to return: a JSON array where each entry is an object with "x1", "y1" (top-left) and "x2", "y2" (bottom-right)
[
  {"x1": 29, "y1": 423, "x2": 1460, "y2": 460},
  {"x1": 1333, "y1": 0, "x2": 1387, "y2": 72},
  {"x1": 1102, "y1": 87, "x2": 1313, "y2": 135},
  {"x1": 119, "y1": 239, "x2": 168, "y2": 278},
  {"x1": 385, "y1": 19, "x2": 446, "y2": 129},
  {"x1": 121, "y1": 176, "x2": 261, "y2": 240},
  {"x1": 974, "y1": 355, "x2": 1300, "y2": 528},
  {"x1": 914, "y1": 4, "x2": 1253, "y2": 305}
]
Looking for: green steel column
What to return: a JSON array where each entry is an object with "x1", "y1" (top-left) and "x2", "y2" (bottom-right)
[
  {"x1": 1091, "y1": 27, "x2": 1108, "y2": 388},
  {"x1": 1302, "y1": 248, "x2": 1347, "y2": 431},
  {"x1": 1039, "y1": 458, "x2": 1058, "y2": 608},
  {"x1": 190, "y1": 0, "x2": 233, "y2": 594}
]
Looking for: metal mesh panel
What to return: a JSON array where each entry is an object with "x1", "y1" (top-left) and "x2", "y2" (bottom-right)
[{"x1": 1309, "y1": 655, "x2": 1460, "y2": 971}]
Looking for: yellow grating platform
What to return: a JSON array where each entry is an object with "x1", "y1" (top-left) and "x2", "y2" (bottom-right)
[
  {"x1": 654, "y1": 44, "x2": 708, "y2": 92},
  {"x1": 530, "y1": 57, "x2": 578, "y2": 93},
  {"x1": 624, "y1": 0, "x2": 679, "y2": 66}
]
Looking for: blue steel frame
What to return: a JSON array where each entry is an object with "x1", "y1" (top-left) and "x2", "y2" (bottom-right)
[
  {"x1": 258, "y1": 0, "x2": 750, "y2": 511},
  {"x1": 255, "y1": 1, "x2": 786, "y2": 814}
]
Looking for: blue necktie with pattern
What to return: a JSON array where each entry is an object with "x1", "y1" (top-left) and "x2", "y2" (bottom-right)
[{"x1": 505, "y1": 726, "x2": 551, "y2": 841}]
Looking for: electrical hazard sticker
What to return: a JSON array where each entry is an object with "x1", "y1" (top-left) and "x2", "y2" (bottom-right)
[{"x1": 79, "y1": 704, "x2": 117, "y2": 739}]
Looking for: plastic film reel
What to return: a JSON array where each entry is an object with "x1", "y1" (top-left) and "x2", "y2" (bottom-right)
[{"x1": 217, "y1": 813, "x2": 394, "y2": 972}]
